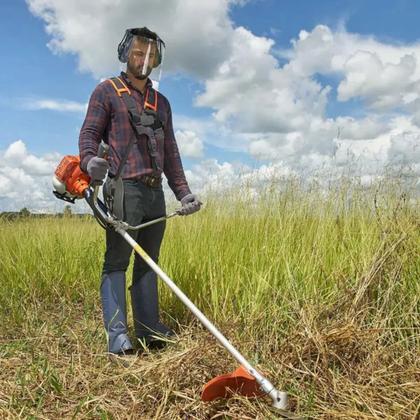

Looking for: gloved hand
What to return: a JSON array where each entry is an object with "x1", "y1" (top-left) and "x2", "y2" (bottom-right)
[
  {"x1": 179, "y1": 193, "x2": 202, "y2": 216},
  {"x1": 87, "y1": 156, "x2": 109, "y2": 184}
]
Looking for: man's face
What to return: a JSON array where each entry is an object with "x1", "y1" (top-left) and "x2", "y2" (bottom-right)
[{"x1": 127, "y1": 37, "x2": 158, "y2": 80}]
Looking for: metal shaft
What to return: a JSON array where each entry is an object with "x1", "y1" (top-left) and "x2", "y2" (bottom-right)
[
  {"x1": 115, "y1": 227, "x2": 288, "y2": 410},
  {"x1": 128, "y1": 211, "x2": 179, "y2": 231},
  {"x1": 89, "y1": 138, "x2": 288, "y2": 409}
]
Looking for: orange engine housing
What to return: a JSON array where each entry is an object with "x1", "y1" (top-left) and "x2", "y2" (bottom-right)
[{"x1": 55, "y1": 155, "x2": 90, "y2": 197}]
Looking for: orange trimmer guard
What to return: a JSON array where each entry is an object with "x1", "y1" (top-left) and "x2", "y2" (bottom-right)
[{"x1": 201, "y1": 366, "x2": 265, "y2": 402}]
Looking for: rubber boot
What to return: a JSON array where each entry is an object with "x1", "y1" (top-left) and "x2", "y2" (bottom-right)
[
  {"x1": 130, "y1": 270, "x2": 174, "y2": 348},
  {"x1": 100, "y1": 271, "x2": 133, "y2": 354}
]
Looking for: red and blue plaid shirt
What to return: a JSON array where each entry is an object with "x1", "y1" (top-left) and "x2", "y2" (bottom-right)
[{"x1": 79, "y1": 72, "x2": 191, "y2": 200}]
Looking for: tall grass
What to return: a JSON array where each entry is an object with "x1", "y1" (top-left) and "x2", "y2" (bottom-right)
[{"x1": 0, "y1": 178, "x2": 419, "y2": 419}]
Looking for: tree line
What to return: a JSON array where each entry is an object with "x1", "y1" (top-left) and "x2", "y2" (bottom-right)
[{"x1": 0, "y1": 206, "x2": 92, "y2": 220}]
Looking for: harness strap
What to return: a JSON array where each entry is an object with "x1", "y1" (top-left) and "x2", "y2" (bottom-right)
[
  {"x1": 108, "y1": 77, "x2": 131, "y2": 97},
  {"x1": 144, "y1": 87, "x2": 158, "y2": 112},
  {"x1": 107, "y1": 77, "x2": 162, "y2": 176},
  {"x1": 104, "y1": 76, "x2": 163, "y2": 215}
]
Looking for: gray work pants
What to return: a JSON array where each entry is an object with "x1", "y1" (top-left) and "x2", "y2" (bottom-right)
[
  {"x1": 100, "y1": 179, "x2": 166, "y2": 353},
  {"x1": 103, "y1": 179, "x2": 166, "y2": 274}
]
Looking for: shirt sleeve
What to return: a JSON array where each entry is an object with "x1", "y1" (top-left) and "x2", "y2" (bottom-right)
[
  {"x1": 163, "y1": 100, "x2": 191, "y2": 201},
  {"x1": 79, "y1": 83, "x2": 110, "y2": 172}
]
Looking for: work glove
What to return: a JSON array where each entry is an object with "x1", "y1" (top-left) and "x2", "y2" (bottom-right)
[
  {"x1": 87, "y1": 156, "x2": 109, "y2": 184},
  {"x1": 178, "y1": 193, "x2": 202, "y2": 216}
]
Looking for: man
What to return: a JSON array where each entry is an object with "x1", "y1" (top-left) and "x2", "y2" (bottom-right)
[{"x1": 79, "y1": 27, "x2": 201, "y2": 357}]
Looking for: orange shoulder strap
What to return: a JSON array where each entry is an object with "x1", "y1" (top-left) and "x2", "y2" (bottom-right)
[{"x1": 108, "y1": 76, "x2": 131, "y2": 97}]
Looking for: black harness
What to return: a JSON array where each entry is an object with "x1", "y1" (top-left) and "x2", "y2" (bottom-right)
[
  {"x1": 108, "y1": 76, "x2": 164, "y2": 175},
  {"x1": 104, "y1": 76, "x2": 164, "y2": 218}
]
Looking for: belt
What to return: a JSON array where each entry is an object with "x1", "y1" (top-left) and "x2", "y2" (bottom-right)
[
  {"x1": 136, "y1": 174, "x2": 162, "y2": 188},
  {"x1": 110, "y1": 173, "x2": 162, "y2": 188}
]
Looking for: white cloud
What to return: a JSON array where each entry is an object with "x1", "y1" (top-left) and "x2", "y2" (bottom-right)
[
  {"x1": 3, "y1": 140, "x2": 58, "y2": 176},
  {"x1": 174, "y1": 114, "x2": 248, "y2": 153},
  {"x1": 180, "y1": 159, "x2": 244, "y2": 196},
  {"x1": 194, "y1": 24, "x2": 420, "y2": 177},
  {"x1": 25, "y1": 1, "x2": 420, "y2": 185},
  {"x1": 4, "y1": 140, "x2": 27, "y2": 160},
  {"x1": 338, "y1": 51, "x2": 417, "y2": 109},
  {"x1": 26, "y1": 0, "x2": 237, "y2": 79},
  {"x1": 0, "y1": 137, "x2": 417, "y2": 212},
  {"x1": 175, "y1": 130, "x2": 204, "y2": 158},
  {"x1": 335, "y1": 116, "x2": 388, "y2": 140},
  {"x1": 0, "y1": 140, "x2": 87, "y2": 212},
  {"x1": 388, "y1": 124, "x2": 420, "y2": 168},
  {"x1": 196, "y1": 26, "x2": 318, "y2": 134},
  {"x1": 0, "y1": 174, "x2": 13, "y2": 197},
  {"x1": 21, "y1": 98, "x2": 87, "y2": 113},
  {"x1": 172, "y1": 158, "x2": 296, "y2": 204},
  {"x1": 285, "y1": 25, "x2": 420, "y2": 110}
]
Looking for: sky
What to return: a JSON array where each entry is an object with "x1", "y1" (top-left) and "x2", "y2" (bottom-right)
[{"x1": 0, "y1": 0, "x2": 419, "y2": 212}]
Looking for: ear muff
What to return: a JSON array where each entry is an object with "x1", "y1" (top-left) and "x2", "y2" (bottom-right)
[{"x1": 117, "y1": 29, "x2": 132, "y2": 63}]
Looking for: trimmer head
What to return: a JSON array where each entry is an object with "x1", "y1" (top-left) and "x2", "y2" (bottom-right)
[{"x1": 201, "y1": 366, "x2": 265, "y2": 401}]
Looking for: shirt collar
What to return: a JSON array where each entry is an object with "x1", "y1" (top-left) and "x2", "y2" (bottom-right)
[{"x1": 120, "y1": 71, "x2": 153, "y2": 93}]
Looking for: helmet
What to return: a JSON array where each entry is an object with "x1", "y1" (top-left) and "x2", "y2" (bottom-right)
[{"x1": 118, "y1": 27, "x2": 165, "y2": 68}]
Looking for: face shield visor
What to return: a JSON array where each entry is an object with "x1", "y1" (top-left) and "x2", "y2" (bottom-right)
[{"x1": 118, "y1": 28, "x2": 165, "y2": 88}]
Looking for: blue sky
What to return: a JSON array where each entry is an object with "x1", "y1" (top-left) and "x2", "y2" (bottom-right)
[{"x1": 0, "y1": 0, "x2": 419, "y2": 211}]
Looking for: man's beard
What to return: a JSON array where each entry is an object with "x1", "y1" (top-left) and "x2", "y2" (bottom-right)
[{"x1": 128, "y1": 61, "x2": 152, "y2": 80}]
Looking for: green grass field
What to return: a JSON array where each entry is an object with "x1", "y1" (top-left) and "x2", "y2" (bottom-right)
[{"x1": 0, "y1": 179, "x2": 419, "y2": 419}]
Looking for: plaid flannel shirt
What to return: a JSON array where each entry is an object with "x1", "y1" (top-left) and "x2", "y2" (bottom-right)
[{"x1": 79, "y1": 72, "x2": 191, "y2": 201}]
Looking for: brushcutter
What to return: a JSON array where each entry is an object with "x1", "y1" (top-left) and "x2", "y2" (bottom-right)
[{"x1": 52, "y1": 142, "x2": 289, "y2": 412}]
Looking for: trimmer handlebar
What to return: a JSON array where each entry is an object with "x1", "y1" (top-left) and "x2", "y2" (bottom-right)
[
  {"x1": 87, "y1": 140, "x2": 179, "y2": 231},
  {"x1": 97, "y1": 141, "x2": 109, "y2": 160}
]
